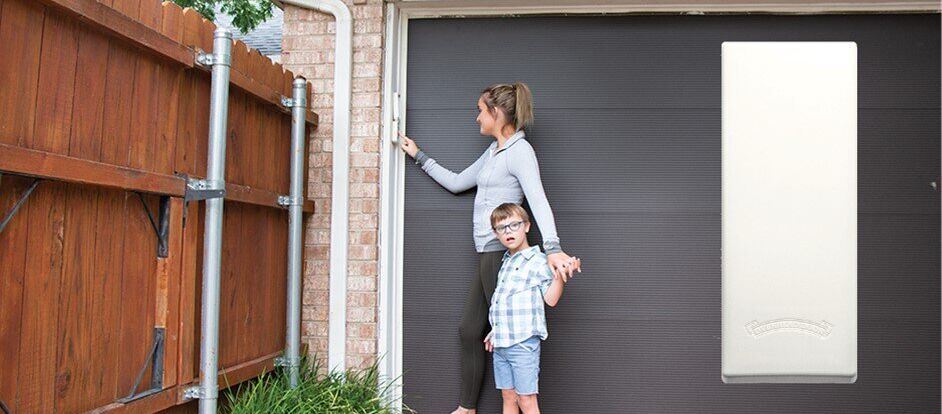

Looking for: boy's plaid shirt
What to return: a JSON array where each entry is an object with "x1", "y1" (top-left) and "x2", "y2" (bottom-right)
[{"x1": 488, "y1": 245, "x2": 554, "y2": 348}]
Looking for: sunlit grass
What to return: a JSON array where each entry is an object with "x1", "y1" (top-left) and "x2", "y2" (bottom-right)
[{"x1": 222, "y1": 356, "x2": 411, "y2": 414}]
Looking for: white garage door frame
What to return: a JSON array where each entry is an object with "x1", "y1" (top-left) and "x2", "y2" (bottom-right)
[{"x1": 375, "y1": 1, "x2": 938, "y2": 410}]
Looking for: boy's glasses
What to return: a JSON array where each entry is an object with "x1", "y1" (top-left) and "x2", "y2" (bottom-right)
[{"x1": 493, "y1": 220, "x2": 525, "y2": 234}]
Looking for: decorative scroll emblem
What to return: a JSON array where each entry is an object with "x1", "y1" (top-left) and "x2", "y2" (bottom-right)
[{"x1": 745, "y1": 318, "x2": 833, "y2": 339}]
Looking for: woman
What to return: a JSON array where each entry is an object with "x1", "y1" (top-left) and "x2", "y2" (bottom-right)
[{"x1": 397, "y1": 82, "x2": 582, "y2": 414}]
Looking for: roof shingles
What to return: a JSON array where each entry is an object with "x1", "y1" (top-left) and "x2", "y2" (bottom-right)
[{"x1": 213, "y1": 5, "x2": 283, "y2": 59}]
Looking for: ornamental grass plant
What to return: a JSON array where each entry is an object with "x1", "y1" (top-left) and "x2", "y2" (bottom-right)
[{"x1": 223, "y1": 355, "x2": 410, "y2": 414}]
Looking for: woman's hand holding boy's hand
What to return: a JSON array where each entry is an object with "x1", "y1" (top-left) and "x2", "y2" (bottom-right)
[
  {"x1": 547, "y1": 252, "x2": 582, "y2": 282},
  {"x1": 396, "y1": 131, "x2": 419, "y2": 158},
  {"x1": 483, "y1": 331, "x2": 494, "y2": 352}
]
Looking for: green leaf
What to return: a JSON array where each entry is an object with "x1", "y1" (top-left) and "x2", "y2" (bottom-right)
[{"x1": 171, "y1": 0, "x2": 274, "y2": 33}]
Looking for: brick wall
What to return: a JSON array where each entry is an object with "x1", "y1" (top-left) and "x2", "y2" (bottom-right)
[{"x1": 281, "y1": 0, "x2": 385, "y2": 371}]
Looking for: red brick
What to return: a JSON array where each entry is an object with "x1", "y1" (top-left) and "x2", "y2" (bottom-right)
[
  {"x1": 349, "y1": 212, "x2": 378, "y2": 229},
  {"x1": 347, "y1": 291, "x2": 377, "y2": 308},
  {"x1": 347, "y1": 272, "x2": 376, "y2": 291},
  {"x1": 351, "y1": 5, "x2": 383, "y2": 19},
  {"x1": 349, "y1": 90, "x2": 380, "y2": 108},
  {"x1": 349, "y1": 198, "x2": 378, "y2": 213},
  {"x1": 349, "y1": 183, "x2": 379, "y2": 199},
  {"x1": 350, "y1": 153, "x2": 379, "y2": 168},
  {"x1": 349, "y1": 322, "x2": 376, "y2": 339},
  {"x1": 352, "y1": 230, "x2": 377, "y2": 245},
  {"x1": 350, "y1": 167, "x2": 379, "y2": 182},
  {"x1": 349, "y1": 244, "x2": 377, "y2": 260},
  {"x1": 305, "y1": 244, "x2": 331, "y2": 259},
  {"x1": 351, "y1": 107, "x2": 381, "y2": 123}
]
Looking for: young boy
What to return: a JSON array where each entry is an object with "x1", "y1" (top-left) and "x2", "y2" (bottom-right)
[{"x1": 484, "y1": 202, "x2": 566, "y2": 414}]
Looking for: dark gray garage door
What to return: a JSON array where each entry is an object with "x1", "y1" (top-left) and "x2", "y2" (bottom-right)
[{"x1": 403, "y1": 14, "x2": 939, "y2": 413}]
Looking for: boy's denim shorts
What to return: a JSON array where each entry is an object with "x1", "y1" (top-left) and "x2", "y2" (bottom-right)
[{"x1": 493, "y1": 335, "x2": 541, "y2": 395}]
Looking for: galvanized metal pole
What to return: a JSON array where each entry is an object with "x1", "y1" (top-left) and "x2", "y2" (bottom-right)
[
  {"x1": 196, "y1": 28, "x2": 232, "y2": 414},
  {"x1": 285, "y1": 78, "x2": 307, "y2": 387}
]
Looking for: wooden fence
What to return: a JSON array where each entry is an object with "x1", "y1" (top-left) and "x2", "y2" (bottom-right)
[{"x1": 0, "y1": 0, "x2": 316, "y2": 412}]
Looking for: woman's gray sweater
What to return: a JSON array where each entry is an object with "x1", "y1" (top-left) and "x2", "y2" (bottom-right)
[{"x1": 413, "y1": 130, "x2": 563, "y2": 254}]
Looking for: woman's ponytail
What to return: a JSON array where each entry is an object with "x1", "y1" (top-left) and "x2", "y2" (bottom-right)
[
  {"x1": 480, "y1": 82, "x2": 535, "y2": 131},
  {"x1": 513, "y1": 82, "x2": 534, "y2": 131}
]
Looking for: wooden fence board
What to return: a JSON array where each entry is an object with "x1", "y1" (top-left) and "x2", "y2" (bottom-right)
[
  {"x1": 70, "y1": 25, "x2": 109, "y2": 160},
  {"x1": 174, "y1": 71, "x2": 198, "y2": 175},
  {"x1": 32, "y1": 10, "x2": 79, "y2": 154},
  {"x1": 0, "y1": 177, "x2": 30, "y2": 413},
  {"x1": 192, "y1": 74, "x2": 211, "y2": 178},
  {"x1": 159, "y1": 1, "x2": 183, "y2": 43},
  {"x1": 180, "y1": 7, "x2": 204, "y2": 51},
  {"x1": 261, "y1": 207, "x2": 285, "y2": 357},
  {"x1": 226, "y1": 89, "x2": 247, "y2": 187},
  {"x1": 0, "y1": 0, "x2": 44, "y2": 147},
  {"x1": 254, "y1": 96, "x2": 271, "y2": 196},
  {"x1": 177, "y1": 200, "x2": 200, "y2": 387},
  {"x1": 245, "y1": 97, "x2": 263, "y2": 190},
  {"x1": 100, "y1": 41, "x2": 137, "y2": 166},
  {"x1": 116, "y1": 193, "x2": 158, "y2": 398},
  {"x1": 137, "y1": 0, "x2": 160, "y2": 31},
  {"x1": 156, "y1": 62, "x2": 184, "y2": 175},
  {"x1": 239, "y1": 204, "x2": 257, "y2": 359},
  {"x1": 161, "y1": 197, "x2": 186, "y2": 388},
  {"x1": 95, "y1": 189, "x2": 128, "y2": 406},
  {"x1": 112, "y1": 0, "x2": 139, "y2": 19},
  {"x1": 55, "y1": 184, "x2": 101, "y2": 412},
  {"x1": 234, "y1": 203, "x2": 252, "y2": 367},
  {"x1": 129, "y1": 54, "x2": 160, "y2": 170},
  {"x1": 16, "y1": 182, "x2": 66, "y2": 413}
]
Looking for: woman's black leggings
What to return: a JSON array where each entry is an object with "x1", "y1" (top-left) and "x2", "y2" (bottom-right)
[{"x1": 458, "y1": 250, "x2": 505, "y2": 409}]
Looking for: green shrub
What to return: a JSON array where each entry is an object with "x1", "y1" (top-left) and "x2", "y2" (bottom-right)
[{"x1": 222, "y1": 356, "x2": 410, "y2": 414}]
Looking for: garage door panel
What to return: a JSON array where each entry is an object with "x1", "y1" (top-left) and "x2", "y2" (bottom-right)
[
  {"x1": 859, "y1": 109, "x2": 941, "y2": 214},
  {"x1": 407, "y1": 15, "x2": 939, "y2": 111},
  {"x1": 547, "y1": 212, "x2": 719, "y2": 319},
  {"x1": 407, "y1": 108, "x2": 723, "y2": 213},
  {"x1": 858, "y1": 212, "x2": 940, "y2": 321}
]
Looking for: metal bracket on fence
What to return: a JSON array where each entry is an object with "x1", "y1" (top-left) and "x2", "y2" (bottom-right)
[
  {"x1": 277, "y1": 195, "x2": 303, "y2": 208},
  {"x1": 185, "y1": 178, "x2": 226, "y2": 202},
  {"x1": 0, "y1": 176, "x2": 41, "y2": 235},
  {"x1": 115, "y1": 327, "x2": 165, "y2": 404},
  {"x1": 280, "y1": 96, "x2": 307, "y2": 109},
  {"x1": 182, "y1": 386, "x2": 206, "y2": 401},
  {"x1": 274, "y1": 355, "x2": 299, "y2": 368},
  {"x1": 136, "y1": 193, "x2": 171, "y2": 258},
  {"x1": 195, "y1": 50, "x2": 231, "y2": 68}
]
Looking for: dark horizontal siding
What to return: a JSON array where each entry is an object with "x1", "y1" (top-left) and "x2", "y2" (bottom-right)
[{"x1": 403, "y1": 13, "x2": 940, "y2": 413}]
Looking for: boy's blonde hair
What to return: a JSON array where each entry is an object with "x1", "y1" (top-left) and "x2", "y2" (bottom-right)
[{"x1": 490, "y1": 203, "x2": 530, "y2": 229}]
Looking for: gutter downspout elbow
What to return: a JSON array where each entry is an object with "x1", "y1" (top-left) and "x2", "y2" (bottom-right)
[{"x1": 276, "y1": 0, "x2": 353, "y2": 374}]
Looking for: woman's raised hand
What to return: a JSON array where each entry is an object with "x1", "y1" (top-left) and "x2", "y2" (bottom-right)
[
  {"x1": 396, "y1": 131, "x2": 419, "y2": 158},
  {"x1": 547, "y1": 252, "x2": 582, "y2": 283}
]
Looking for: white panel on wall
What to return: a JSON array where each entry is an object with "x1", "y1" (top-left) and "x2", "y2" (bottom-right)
[{"x1": 721, "y1": 42, "x2": 857, "y2": 384}]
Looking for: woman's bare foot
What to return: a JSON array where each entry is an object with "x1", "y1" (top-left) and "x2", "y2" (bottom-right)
[{"x1": 450, "y1": 406, "x2": 476, "y2": 414}]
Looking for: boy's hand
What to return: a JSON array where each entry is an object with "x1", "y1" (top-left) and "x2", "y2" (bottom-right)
[
  {"x1": 483, "y1": 331, "x2": 494, "y2": 352},
  {"x1": 547, "y1": 253, "x2": 581, "y2": 282}
]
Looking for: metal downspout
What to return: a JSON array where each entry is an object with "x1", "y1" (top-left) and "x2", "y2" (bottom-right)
[{"x1": 275, "y1": 0, "x2": 353, "y2": 373}]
